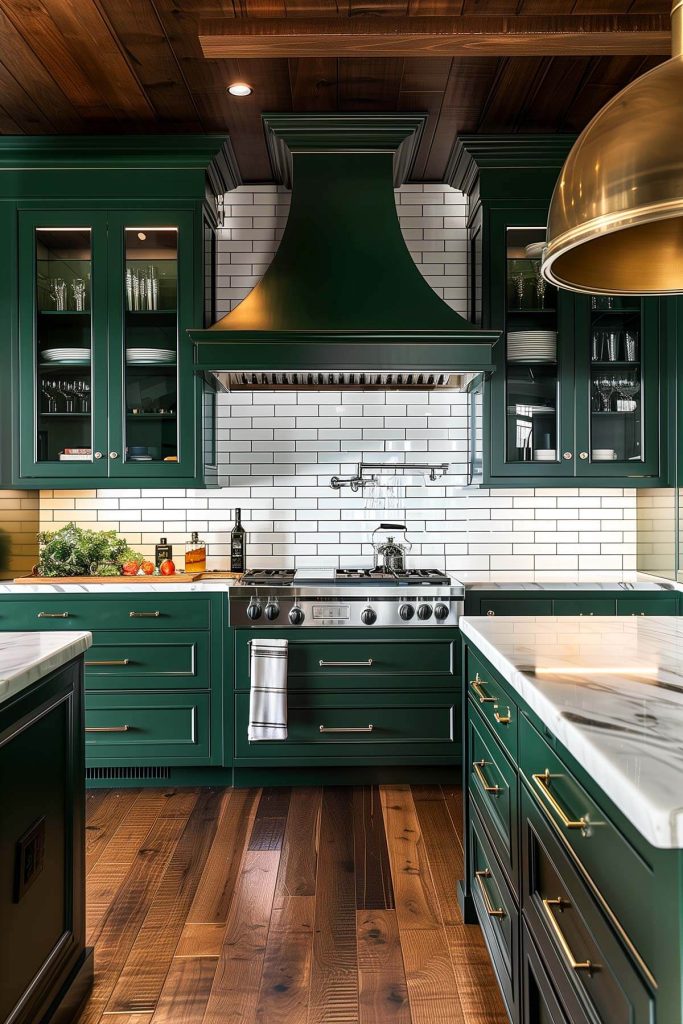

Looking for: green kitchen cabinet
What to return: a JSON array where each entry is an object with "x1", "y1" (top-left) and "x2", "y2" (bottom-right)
[
  {"x1": 0, "y1": 591, "x2": 228, "y2": 772},
  {"x1": 464, "y1": 589, "x2": 678, "y2": 618},
  {"x1": 233, "y1": 627, "x2": 461, "y2": 769},
  {"x1": 449, "y1": 137, "x2": 671, "y2": 488},
  {"x1": 461, "y1": 637, "x2": 683, "y2": 1024},
  {"x1": 1, "y1": 136, "x2": 239, "y2": 489}
]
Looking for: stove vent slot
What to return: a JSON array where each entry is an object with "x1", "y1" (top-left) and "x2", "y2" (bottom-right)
[{"x1": 215, "y1": 370, "x2": 473, "y2": 392}]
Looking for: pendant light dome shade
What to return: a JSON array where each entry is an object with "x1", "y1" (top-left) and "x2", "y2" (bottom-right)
[{"x1": 542, "y1": 0, "x2": 683, "y2": 295}]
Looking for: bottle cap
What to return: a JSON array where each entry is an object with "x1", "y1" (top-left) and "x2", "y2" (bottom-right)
[
  {"x1": 160, "y1": 537, "x2": 167, "y2": 544},
  {"x1": 191, "y1": 532, "x2": 198, "y2": 543}
]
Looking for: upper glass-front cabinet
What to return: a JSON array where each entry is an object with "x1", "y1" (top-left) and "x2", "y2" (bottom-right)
[
  {"x1": 482, "y1": 208, "x2": 662, "y2": 485},
  {"x1": 19, "y1": 208, "x2": 209, "y2": 485}
]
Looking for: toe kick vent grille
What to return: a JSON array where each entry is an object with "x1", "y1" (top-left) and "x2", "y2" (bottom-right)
[{"x1": 86, "y1": 765, "x2": 171, "y2": 781}]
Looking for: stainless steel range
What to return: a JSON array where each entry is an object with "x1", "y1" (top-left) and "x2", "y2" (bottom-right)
[{"x1": 229, "y1": 568, "x2": 464, "y2": 628}]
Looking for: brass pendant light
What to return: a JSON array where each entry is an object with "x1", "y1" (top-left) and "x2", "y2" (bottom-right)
[{"x1": 542, "y1": 0, "x2": 683, "y2": 295}]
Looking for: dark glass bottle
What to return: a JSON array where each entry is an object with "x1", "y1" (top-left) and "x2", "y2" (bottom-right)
[
  {"x1": 230, "y1": 509, "x2": 246, "y2": 572},
  {"x1": 155, "y1": 536, "x2": 172, "y2": 567}
]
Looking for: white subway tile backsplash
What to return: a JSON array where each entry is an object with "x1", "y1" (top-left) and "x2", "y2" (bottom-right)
[{"x1": 34, "y1": 183, "x2": 637, "y2": 573}]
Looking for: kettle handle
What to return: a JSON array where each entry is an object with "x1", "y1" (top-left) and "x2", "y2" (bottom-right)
[{"x1": 377, "y1": 523, "x2": 407, "y2": 531}]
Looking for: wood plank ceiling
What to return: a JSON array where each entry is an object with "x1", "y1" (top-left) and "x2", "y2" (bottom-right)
[{"x1": 0, "y1": 0, "x2": 670, "y2": 182}]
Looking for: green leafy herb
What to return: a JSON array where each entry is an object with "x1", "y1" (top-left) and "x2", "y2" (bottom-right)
[{"x1": 37, "y1": 523, "x2": 142, "y2": 577}]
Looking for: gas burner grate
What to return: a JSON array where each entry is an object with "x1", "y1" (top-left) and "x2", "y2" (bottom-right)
[{"x1": 240, "y1": 569, "x2": 295, "y2": 584}]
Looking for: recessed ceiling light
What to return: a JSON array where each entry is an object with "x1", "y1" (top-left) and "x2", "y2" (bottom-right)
[
  {"x1": 228, "y1": 82, "x2": 252, "y2": 97},
  {"x1": 137, "y1": 231, "x2": 147, "y2": 241}
]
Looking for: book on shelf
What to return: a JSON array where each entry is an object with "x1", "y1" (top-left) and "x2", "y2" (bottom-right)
[
  {"x1": 63, "y1": 447, "x2": 91, "y2": 455},
  {"x1": 58, "y1": 451, "x2": 91, "y2": 461}
]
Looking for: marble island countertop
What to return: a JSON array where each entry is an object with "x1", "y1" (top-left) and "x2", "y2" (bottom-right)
[
  {"x1": 459, "y1": 615, "x2": 683, "y2": 849},
  {"x1": 0, "y1": 630, "x2": 92, "y2": 707}
]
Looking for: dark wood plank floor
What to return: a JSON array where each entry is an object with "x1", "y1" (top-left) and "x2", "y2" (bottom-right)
[{"x1": 78, "y1": 785, "x2": 506, "y2": 1024}]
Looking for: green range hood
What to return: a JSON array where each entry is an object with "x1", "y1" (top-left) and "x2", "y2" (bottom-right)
[{"x1": 190, "y1": 114, "x2": 499, "y2": 391}]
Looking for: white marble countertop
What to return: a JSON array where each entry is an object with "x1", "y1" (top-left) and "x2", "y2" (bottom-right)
[
  {"x1": 0, "y1": 630, "x2": 92, "y2": 707},
  {"x1": 460, "y1": 615, "x2": 683, "y2": 849},
  {"x1": 0, "y1": 580, "x2": 237, "y2": 594}
]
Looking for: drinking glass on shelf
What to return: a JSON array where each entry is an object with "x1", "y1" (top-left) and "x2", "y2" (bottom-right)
[
  {"x1": 624, "y1": 330, "x2": 639, "y2": 362},
  {"x1": 591, "y1": 328, "x2": 605, "y2": 362},
  {"x1": 49, "y1": 277, "x2": 67, "y2": 311},
  {"x1": 513, "y1": 272, "x2": 525, "y2": 309},
  {"x1": 71, "y1": 278, "x2": 87, "y2": 311},
  {"x1": 533, "y1": 262, "x2": 546, "y2": 309},
  {"x1": 41, "y1": 379, "x2": 58, "y2": 413},
  {"x1": 605, "y1": 330, "x2": 620, "y2": 362},
  {"x1": 595, "y1": 376, "x2": 616, "y2": 413},
  {"x1": 616, "y1": 373, "x2": 641, "y2": 403},
  {"x1": 55, "y1": 379, "x2": 76, "y2": 413},
  {"x1": 73, "y1": 379, "x2": 91, "y2": 412}
]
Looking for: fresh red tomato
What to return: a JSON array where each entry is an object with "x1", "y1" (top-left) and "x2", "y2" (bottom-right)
[
  {"x1": 140, "y1": 560, "x2": 155, "y2": 576},
  {"x1": 122, "y1": 560, "x2": 139, "y2": 576},
  {"x1": 160, "y1": 559, "x2": 176, "y2": 576}
]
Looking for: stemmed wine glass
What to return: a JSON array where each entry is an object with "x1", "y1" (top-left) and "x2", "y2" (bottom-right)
[
  {"x1": 595, "y1": 375, "x2": 616, "y2": 413},
  {"x1": 41, "y1": 379, "x2": 59, "y2": 412},
  {"x1": 49, "y1": 277, "x2": 67, "y2": 311},
  {"x1": 533, "y1": 261, "x2": 546, "y2": 309},
  {"x1": 513, "y1": 272, "x2": 525, "y2": 309},
  {"x1": 616, "y1": 373, "x2": 641, "y2": 410}
]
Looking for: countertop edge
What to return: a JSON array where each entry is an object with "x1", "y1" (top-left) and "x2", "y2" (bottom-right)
[{"x1": 0, "y1": 630, "x2": 92, "y2": 707}]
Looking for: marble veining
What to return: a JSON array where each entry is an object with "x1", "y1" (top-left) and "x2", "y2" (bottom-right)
[
  {"x1": 0, "y1": 630, "x2": 91, "y2": 707},
  {"x1": 460, "y1": 615, "x2": 683, "y2": 849},
  {"x1": 0, "y1": 581, "x2": 235, "y2": 594}
]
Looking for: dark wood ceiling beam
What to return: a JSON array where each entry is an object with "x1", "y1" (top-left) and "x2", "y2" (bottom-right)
[{"x1": 199, "y1": 13, "x2": 671, "y2": 58}]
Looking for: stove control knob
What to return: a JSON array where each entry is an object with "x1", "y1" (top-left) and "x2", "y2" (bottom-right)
[
  {"x1": 361, "y1": 607, "x2": 377, "y2": 626},
  {"x1": 246, "y1": 600, "x2": 262, "y2": 621},
  {"x1": 265, "y1": 602, "x2": 280, "y2": 621},
  {"x1": 399, "y1": 603, "x2": 415, "y2": 621},
  {"x1": 434, "y1": 603, "x2": 449, "y2": 621},
  {"x1": 417, "y1": 603, "x2": 433, "y2": 620},
  {"x1": 288, "y1": 606, "x2": 305, "y2": 625}
]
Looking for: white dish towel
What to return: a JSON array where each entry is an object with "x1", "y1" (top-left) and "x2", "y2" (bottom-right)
[{"x1": 248, "y1": 638, "x2": 288, "y2": 741}]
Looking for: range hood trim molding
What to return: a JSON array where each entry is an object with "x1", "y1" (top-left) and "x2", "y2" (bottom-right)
[{"x1": 263, "y1": 112, "x2": 427, "y2": 188}]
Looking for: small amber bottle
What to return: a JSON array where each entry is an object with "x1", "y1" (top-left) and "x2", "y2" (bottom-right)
[{"x1": 185, "y1": 531, "x2": 207, "y2": 573}]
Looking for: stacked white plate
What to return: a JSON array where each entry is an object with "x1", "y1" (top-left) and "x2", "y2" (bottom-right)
[
  {"x1": 126, "y1": 348, "x2": 176, "y2": 364},
  {"x1": 42, "y1": 347, "x2": 91, "y2": 363},
  {"x1": 507, "y1": 330, "x2": 557, "y2": 363}
]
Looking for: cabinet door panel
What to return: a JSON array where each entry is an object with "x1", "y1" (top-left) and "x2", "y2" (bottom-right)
[
  {"x1": 18, "y1": 210, "x2": 109, "y2": 480},
  {"x1": 85, "y1": 692, "x2": 210, "y2": 764},
  {"x1": 551, "y1": 598, "x2": 615, "y2": 616},
  {"x1": 616, "y1": 596, "x2": 678, "y2": 616},
  {"x1": 107, "y1": 210, "x2": 196, "y2": 480}
]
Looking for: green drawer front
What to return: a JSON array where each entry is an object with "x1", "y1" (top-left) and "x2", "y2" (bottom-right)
[
  {"x1": 84, "y1": 631, "x2": 210, "y2": 691},
  {"x1": 235, "y1": 691, "x2": 456, "y2": 763},
  {"x1": 470, "y1": 806, "x2": 519, "y2": 1024},
  {"x1": 478, "y1": 598, "x2": 553, "y2": 618},
  {"x1": 616, "y1": 596, "x2": 678, "y2": 616},
  {"x1": 522, "y1": 787, "x2": 654, "y2": 1024},
  {"x1": 468, "y1": 711, "x2": 518, "y2": 889},
  {"x1": 466, "y1": 649, "x2": 518, "y2": 760},
  {"x1": 551, "y1": 598, "x2": 615, "y2": 616},
  {"x1": 522, "y1": 922, "x2": 591, "y2": 1024},
  {"x1": 519, "y1": 716, "x2": 655, "y2": 978},
  {"x1": 5, "y1": 596, "x2": 211, "y2": 632},
  {"x1": 85, "y1": 692, "x2": 210, "y2": 764},
  {"x1": 234, "y1": 633, "x2": 456, "y2": 691}
]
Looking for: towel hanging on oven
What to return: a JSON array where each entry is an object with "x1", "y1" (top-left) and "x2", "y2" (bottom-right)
[{"x1": 248, "y1": 638, "x2": 288, "y2": 741}]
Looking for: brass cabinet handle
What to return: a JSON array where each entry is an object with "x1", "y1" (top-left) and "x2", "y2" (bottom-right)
[
  {"x1": 85, "y1": 725, "x2": 131, "y2": 733},
  {"x1": 532, "y1": 770, "x2": 586, "y2": 830},
  {"x1": 472, "y1": 759, "x2": 501, "y2": 795},
  {"x1": 470, "y1": 674, "x2": 496, "y2": 703},
  {"x1": 94, "y1": 451, "x2": 103, "y2": 460},
  {"x1": 493, "y1": 707, "x2": 512, "y2": 725},
  {"x1": 475, "y1": 869, "x2": 506, "y2": 918},
  {"x1": 129, "y1": 610, "x2": 161, "y2": 618},
  {"x1": 486, "y1": 610, "x2": 495, "y2": 616},
  {"x1": 579, "y1": 451, "x2": 589, "y2": 460},
  {"x1": 562, "y1": 452, "x2": 573, "y2": 460},
  {"x1": 542, "y1": 898, "x2": 594, "y2": 972},
  {"x1": 319, "y1": 724, "x2": 374, "y2": 733},
  {"x1": 319, "y1": 659, "x2": 373, "y2": 668},
  {"x1": 109, "y1": 451, "x2": 119, "y2": 459},
  {"x1": 37, "y1": 611, "x2": 70, "y2": 619},
  {"x1": 85, "y1": 659, "x2": 130, "y2": 667}
]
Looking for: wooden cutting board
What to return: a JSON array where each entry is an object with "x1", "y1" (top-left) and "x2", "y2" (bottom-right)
[{"x1": 13, "y1": 572, "x2": 203, "y2": 584}]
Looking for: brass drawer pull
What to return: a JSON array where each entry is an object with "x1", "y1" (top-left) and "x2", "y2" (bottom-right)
[
  {"x1": 472, "y1": 759, "x2": 501, "y2": 795},
  {"x1": 85, "y1": 725, "x2": 131, "y2": 734},
  {"x1": 129, "y1": 610, "x2": 161, "y2": 618},
  {"x1": 494, "y1": 707, "x2": 512, "y2": 725},
  {"x1": 532, "y1": 769, "x2": 586, "y2": 830},
  {"x1": 470, "y1": 674, "x2": 496, "y2": 703},
  {"x1": 319, "y1": 724, "x2": 374, "y2": 733},
  {"x1": 37, "y1": 611, "x2": 70, "y2": 619},
  {"x1": 319, "y1": 659, "x2": 373, "y2": 668},
  {"x1": 542, "y1": 898, "x2": 594, "y2": 972},
  {"x1": 475, "y1": 869, "x2": 506, "y2": 918},
  {"x1": 85, "y1": 659, "x2": 130, "y2": 667}
]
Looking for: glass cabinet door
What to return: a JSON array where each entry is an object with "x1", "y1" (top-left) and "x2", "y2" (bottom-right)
[
  {"x1": 575, "y1": 297, "x2": 660, "y2": 479},
  {"x1": 19, "y1": 212, "x2": 109, "y2": 479},
  {"x1": 107, "y1": 211, "x2": 196, "y2": 479},
  {"x1": 491, "y1": 221, "x2": 574, "y2": 478}
]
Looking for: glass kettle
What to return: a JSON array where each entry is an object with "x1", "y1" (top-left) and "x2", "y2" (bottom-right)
[{"x1": 372, "y1": 523, "x2": 412, "y2": 572}]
